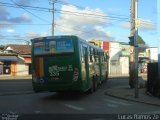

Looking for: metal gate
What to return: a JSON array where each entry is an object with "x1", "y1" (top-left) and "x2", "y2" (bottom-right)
[{"x1": 109, "y1": 57, "x2": 129, "y2": 76}]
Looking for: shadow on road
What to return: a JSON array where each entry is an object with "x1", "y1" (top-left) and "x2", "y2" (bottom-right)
[
  {"x1": 0, "y1": 79, "x2": 33, "y2": 96},
  {"x1": 42, "y1": 92, "x2": 89, "y2": 101}
]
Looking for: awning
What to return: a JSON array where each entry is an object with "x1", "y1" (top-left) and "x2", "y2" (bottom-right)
[
  {"x1": 24, "y1": 57, "x2": 31, "y2": 63},
  {"x1": 0, "y1": 56, "x2": 17, "y2": 61}
]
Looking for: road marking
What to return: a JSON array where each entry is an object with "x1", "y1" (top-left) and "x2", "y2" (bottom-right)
[
  {"x1": 104, "y1": 99, "x2": 133, "y2": 106},
  {"x1": 141, "y1": 110, "x2": 160, "y2": 114},
  {"x1": 107, "y1": 103, "x2": 118, "y2": 108},
  {"x1": 35, "y1": 111, "x2": 41, "y2": 114},
  {"x1": 64, "y1": 104, "x2": 85, "y2": 111}
]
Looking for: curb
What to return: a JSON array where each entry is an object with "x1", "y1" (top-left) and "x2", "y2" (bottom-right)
[
  {"x1": 0, "y1": 75, "x2": 32, "y2": 80},
  {"x1": 104, "y1": 90, "x2": 160, "y2": 107},
  {"x1": 0, "y1": 77, "x2": 32, "y2": 80}
]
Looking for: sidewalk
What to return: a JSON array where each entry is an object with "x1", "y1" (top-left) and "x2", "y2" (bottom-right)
[
  {"x1": 104, "y1": 85, "x2": 160, "y2": 106},
  {"x1": 0, "y1": 75, "x2": 32, "y2": 80}
]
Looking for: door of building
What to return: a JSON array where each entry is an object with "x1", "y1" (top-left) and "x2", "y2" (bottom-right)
[
  {"x1": 3, "y1": 61, "x2": 11, "y2": 74},
  {"x1": 0, "y1": 64, "x2": 3, "y2": 74}
]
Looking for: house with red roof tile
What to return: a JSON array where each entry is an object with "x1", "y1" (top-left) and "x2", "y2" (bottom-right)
[{"x1": 0, "y1": 44, "x2": 31, "y2": 76}]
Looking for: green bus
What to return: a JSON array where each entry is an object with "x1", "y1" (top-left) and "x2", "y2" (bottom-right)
[{"x1": 31, "y1": 35, "x2": 108, "y2": 93}]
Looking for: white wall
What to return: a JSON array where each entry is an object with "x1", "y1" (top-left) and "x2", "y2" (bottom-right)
[
  {"x1": 16, "y1": 57, "x2": 28, "y2": 76},
  {"x1": 120, "y1": 57, "x2": 129, "y2": 74},
  {"x1": 109, "y1": 42, "x2": 121, "y2": 60},
  {"x1": 109, "y1": 42, "x2": 130, "y2": 75},
  {"x1": 109, "y1": 42, "x2": 121, "y2": 75},
  {"x1": 149, "y1": 48, "x2": 158, "y2": 62}
]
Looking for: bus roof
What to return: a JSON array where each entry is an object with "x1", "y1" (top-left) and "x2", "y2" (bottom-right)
[
  {"x1": 31, "y1": 35, "x2": 105, "y2": 52},
  {"x1": 31, "y1": 35, "x2": 78, "y2": 41}
]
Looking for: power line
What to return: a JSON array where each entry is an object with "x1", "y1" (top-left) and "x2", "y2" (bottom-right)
[
  {"x1": 55, "y1": 12, "x2": 129, "y2": 23},
  {"x1": 55, "y1": 23, "x2": 108, "y2": 36},
  {"x1": 1, "y1": 1, "x2": 154, "y2": 25},
  {"x1": 0, "y1": 1, "x2": 130, "y2": 22},
  {"x1": 10, "y1": 0, "x2": 50, "y2": 23},
  {"x1": 0, "y1": 2, "x2": 51, "y2": 12},
  {"x1": 1, "y1": 1, "x2": 155, "y2": 25},
  {"x1": 55, "y1": 0, "x2": 156, "y2": 25},
  {"x1": 0, "y1": 23, "x2": 51, "y2": 25},
  {"x1": 55, "y1": 9, "x2": 130, "y2": 22},
  {"x1": 55, "y1": 0, "x2": 85, "y2": 10},
  {"x1": 55, "y1": 0, "x2": 130, "y2": 18},
  {"x1": 139, "y1": 19, "x2": 156, "y2": 25},
  {"x1": 1, "y1": 23, "x2": 108, "y2": 40},
  {"x1": 51, "y1": 0, "x2": 55, "y2": 36},
  {"x1": 0, "y1": 4, "x2": 49, "y2": 12},
  {"x1": 56, "y1": 9, "x2": 129, "y2": 20},
  {"x1": 1, "y1": 1, "x2": 129, "y2": 20}
]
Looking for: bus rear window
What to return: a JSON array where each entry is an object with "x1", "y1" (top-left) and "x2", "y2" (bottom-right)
[{"x1": 33, "y1": 38, "x2": 74, "y2": 55}]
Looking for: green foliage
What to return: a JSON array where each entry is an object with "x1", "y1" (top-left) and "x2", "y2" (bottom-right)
[
  {"x1": 0, "y1": 45, "x2": 5, "y2": 50},
  {"x1": 138, "y1": 35, "x2": 145, "y2": 45}
]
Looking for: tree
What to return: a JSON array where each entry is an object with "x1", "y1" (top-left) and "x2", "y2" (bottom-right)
[
  {"x1": 0, "y1": 45, "x2": 5, "y2": 50},
  {"x1": 129, "y1": 35, "x2": 145, "y2": 45},
  {"x1": 138, "y1": 35, "x2": 145, "y2": 45}
]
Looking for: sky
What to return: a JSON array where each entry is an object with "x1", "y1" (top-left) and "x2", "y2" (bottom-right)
[{"x1": 0, "y1": 0, "x2": 158, "y2": 47}]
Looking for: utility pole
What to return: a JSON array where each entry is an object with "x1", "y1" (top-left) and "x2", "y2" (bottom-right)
[
  {"x1": 51, "y1": 0, "x2": 54, "y2": 36},
  {"x1": 158, "y1": 0, "x2": 160, "y2": 81},
  {"x1": 129, "y1": 0, "x2": 139, "y2": 98},
  {"x1": 129, "y1": 0, "x2": 135, "y2": 89},
  {"x1": 134, "y1": 0, "x2": 139, "y2": 98}
]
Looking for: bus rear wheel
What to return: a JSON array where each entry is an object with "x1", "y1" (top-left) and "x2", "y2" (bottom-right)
[
  {"x1": 88, "y1": 86, "x2": 94, "y2": 94},
  {"x1": 88, "y1": 81, "x2": 94, "y2": 94},
  {"x1": 104, "y1": 71, "x2": 108, "y2": 83},
  {"x1": 93, "y1": 76, "x2": 98, "y2": 91}
]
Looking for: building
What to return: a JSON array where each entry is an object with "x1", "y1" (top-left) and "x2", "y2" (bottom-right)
[
  {"x1": 89, "y1": 39, "x2": 159, "y2": 75},
  {"x1": 88, "y1": 40, "x2": 109, "y2": 54},
  {"x1": 109, "y1": 42, "x2": 130, "y2": 75},
  {"x1": 146, "y1": 47, "x2": 158, "y2": 62},
  {"x1": 88, "y1": 40, "x2": 130, "y2": 75},
  {"x1": 138, "y1": 46, "x2": 158, "y2": 73},
  {"x1": 0, "y1": 44, "x2": 31, "y2": 76}
]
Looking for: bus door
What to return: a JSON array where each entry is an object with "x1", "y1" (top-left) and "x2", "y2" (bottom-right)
[
  {"x1": 99, "y1": 52, "x2": 102, "y2": 81},
  {"x1": 81, "y1": 45, "x2": 89, "y2": 86}
]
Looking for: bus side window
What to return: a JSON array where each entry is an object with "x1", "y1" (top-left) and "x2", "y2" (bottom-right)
[
  {"x1": 101, "y1": 52, "x2": 104, "y2": 62},
  {"x1": 81, "y1": 45, "x2": 88, "y2": 63},
  {"x1": 81, "y1": 45, "x2": 84, "y2": 62},
  {"x1": 97, "y1": 51, "x2": 99, "y2": 62},
  {"x1": 94, "y1": 49, "x2": 98, "y2": 62},
  {"x1": 93, "y1": 49, "x2": 96, "y2": 62},
  {"x1": 90, "y1": 47, "x2": 93, "y2": 62},
  {"x1": 104, "y1": 53, "x2": 108, "y2": 62}
]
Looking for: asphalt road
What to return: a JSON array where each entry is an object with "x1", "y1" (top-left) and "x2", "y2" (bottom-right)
[
  {"x1": 0, "y1": 79, "x2": 33, "y2": 95},
  {"x1": 0, "y1": 76, "x2": 160, "y2": 120}
]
